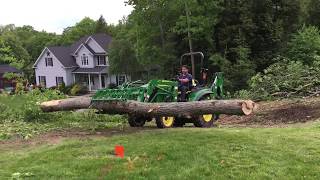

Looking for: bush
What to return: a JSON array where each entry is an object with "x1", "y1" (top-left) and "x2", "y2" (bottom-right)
[
  {"x1": 70, "y1": 84, "x2": 88, "y2": 96},
  {"x1": 15, "y1": 84, "x2": 24, "y2": 94},
  {"x1": 245, "y1": 59, "x2": 320, "y2": 100},
  {"x1": 57, "y1": 82, "x2": 72, "y2": 95},
  {"x1": 108, "y1": 83, "x2": 118, "y2": 89}
]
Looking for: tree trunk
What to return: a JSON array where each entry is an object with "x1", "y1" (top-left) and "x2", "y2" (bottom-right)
[
  {"x1": 40, "y1": 97, "x2": 257, "y2": 117},
  {"x1": 185, "y1": 1, "x2": 195, "y2": 76},
  {"x1": 40, "y1": 97, "x2": 91, "y2": 112}
]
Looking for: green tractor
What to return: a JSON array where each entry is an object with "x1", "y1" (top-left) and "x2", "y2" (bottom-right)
[{"x1": 92, "y1": 52, "x2": 224, "y2": 128}]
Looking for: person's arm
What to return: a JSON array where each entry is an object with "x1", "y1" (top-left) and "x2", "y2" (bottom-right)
[
  {"x1": 188, "y1": 74, "x2": 193, "y2": 82},
  {"x1": 179, "y1": 78, "x2": 190, "y2": 83}
]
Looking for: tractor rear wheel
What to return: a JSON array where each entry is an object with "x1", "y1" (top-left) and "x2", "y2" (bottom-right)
[
  {"x1": 128, "y1": 115, "x2": 146, "y2": 127},
  {"x1": 193, "y1": 95, "x2": 215, "y2": 128},
  {"x1": 156, "y1": 116, "x2": 175, "y2": 128}
]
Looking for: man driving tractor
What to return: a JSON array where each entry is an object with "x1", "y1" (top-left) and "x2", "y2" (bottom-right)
[{"x1": 178, "y1": 65, "x2": 193, "y2": 102}]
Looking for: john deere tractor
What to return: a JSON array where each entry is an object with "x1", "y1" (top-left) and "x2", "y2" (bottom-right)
[{"x1": 92, "y1": 52, "x2": 223, "y2": 128}]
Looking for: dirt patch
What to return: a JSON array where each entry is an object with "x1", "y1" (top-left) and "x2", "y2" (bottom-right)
[
  {"x1": 0, "y1": 127, "x2": 157, "y2": 150},
  {"x1": 219, "y1": 97, "x2": 320, "y2": 127}
]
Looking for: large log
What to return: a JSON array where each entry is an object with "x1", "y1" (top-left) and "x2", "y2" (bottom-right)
[
  {"x1": 40, "y1": 97, "x2": 91, "y2": 112},
  {"x1": 40, "y1": 97, "x2": 257, "y2": 116}
]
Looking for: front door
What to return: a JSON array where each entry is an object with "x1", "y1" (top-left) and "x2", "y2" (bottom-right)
[{"x1": 101, "y1": 75, "x2": 106, "y2": 88}]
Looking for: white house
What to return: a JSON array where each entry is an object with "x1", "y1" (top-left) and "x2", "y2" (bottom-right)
[{"x1": 33, "y1": 34, "x2": 128, "y2": 91}]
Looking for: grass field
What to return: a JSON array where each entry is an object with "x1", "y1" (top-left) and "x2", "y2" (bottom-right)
[
  {"x1": 0, "y1": 93, "x2": 126, "y2": 140},
  {"x1": 1, "y1": 124, "x2": 320, "y2": 179},
  {"x1": 1, "y1": 93, "x2": 320, "y2": 179}
]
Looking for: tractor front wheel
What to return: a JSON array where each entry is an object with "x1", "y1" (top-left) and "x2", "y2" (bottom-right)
[
  {"x1": 128, "y1": 115, "x2": 146, "y2": 127},
  {"x1": 156, "y1": 116, "x2": 175, "y2": 128}
]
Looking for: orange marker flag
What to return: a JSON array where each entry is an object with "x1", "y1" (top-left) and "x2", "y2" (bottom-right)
[{"x1": 115, "y1": 145, "x2": 124, "y2": 158}]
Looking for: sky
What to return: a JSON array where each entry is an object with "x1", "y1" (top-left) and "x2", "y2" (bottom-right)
[{"x1": 0, "y1": 0, "x2": 133, "y2": 34}]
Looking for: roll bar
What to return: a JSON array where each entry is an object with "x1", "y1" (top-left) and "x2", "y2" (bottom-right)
[{"x1": 180, "y1": 52, "x2": 204, "y2": 68}]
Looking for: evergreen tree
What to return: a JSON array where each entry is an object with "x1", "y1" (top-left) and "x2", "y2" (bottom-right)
[{"x1": 95, "y1": 15, "x2": 109, "y2": 33}]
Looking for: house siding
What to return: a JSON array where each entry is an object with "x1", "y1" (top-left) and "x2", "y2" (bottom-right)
[
  {"x1": 87, "y1": 38, "x2": 106, "y2": 53},
  {"x1": 75, "y1": 46, "x2": 95, "y2": 68},
  {"x1": 35, "y1": 49, "x2": 70, "y2": 87},
  {"x1": 65, "y1": 68, "x2": 77, "y2": 85}
]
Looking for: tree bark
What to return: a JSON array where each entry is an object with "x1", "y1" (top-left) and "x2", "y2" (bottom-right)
[
  {"x1": 40, "y1": 97, "x2": 257, "y2": 116},
  {"x1": 40, "y1": 97, "x2": 92, "y2": 112}
]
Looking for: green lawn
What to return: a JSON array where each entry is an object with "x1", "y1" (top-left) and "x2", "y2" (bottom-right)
[
  {"x1": 0, "y1": 93, "x2": 127, "y2": 140},
  {"x1": 1, "y1": 124, "x2": 320, "y2": 179},
  {"x1": 1, "y1": 92, "x2": 320, "y2": 179}
]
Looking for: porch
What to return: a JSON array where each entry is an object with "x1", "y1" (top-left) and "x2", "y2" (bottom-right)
[
  {"x1": 72, "y1": 67, "x2": 130, "y2": 91},
  {"x1": 72, "y1": 73, "x2": 108, "y2": 91}
]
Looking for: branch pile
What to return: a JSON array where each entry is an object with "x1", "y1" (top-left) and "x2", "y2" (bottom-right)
[{"x1": 249, "y1": 61, "x2": 320, "y2": 99}]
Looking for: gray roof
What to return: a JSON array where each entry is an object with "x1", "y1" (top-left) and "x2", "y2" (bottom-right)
[
  {"x1": 39, "y1": 34, "x2": 112, "y2": 68},
  {"x1": 72, "y1": 66, "x2": 107, "y2": 74},
  {"x1": 47, "y1": 46, "x2": 78, "y2": 67},
  {"x1": 70, "y1": 35, "x2": 90, "y2": 53},
  {"x1": 91, "y1": 34, "x2": 112, "y2": 51},
  {"x1": 70, "y1": 33, "x2": 112, "y2": 53},
  {"x1": 0, "y1": 64, "x2": 22, "y2": 74}
]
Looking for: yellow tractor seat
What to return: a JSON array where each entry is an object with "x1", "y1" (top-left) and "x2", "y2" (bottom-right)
[{"x1": 192, "y1": 79, "x2": 199, "y2": 87}]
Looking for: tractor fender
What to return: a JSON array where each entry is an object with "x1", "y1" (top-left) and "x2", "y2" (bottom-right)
[{"x1": 190, "y1": 89, "x2": 213, "y2": 101}]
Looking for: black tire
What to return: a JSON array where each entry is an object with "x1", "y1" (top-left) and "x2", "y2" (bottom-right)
[
  {"x1": 193, "y1": 114, "x2": 214, "y2": 128},
  {"x1": 155, "y1": 116, "x2": 175, "y2": 128},
  {"x1": 128, "y1": 115, "x2": 146, "y2": 127},
  {"x1": 173, "y1": 118, "x2": 185, "y2": 127},
  {"x1": 193, "y1": 95, "x2": 215, "y2": 128}
]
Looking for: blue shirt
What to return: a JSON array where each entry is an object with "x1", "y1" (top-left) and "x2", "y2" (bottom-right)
[{"x1": 178, "y1": 73, "x2": 193, "y2": 88}]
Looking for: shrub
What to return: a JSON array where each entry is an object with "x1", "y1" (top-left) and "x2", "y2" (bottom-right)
[
  {"x1": 245, "y1": 59, "x2": 320, "y2": 100},
  {"x1": 70, "y1": 84, "x2": 88, "y2": 96},
  {"x1": 15, "y1": 82, "x2": 25, "y2": 94},
  {"x1": 108, "y1": 83, "x2": 118, "y2": 89}
]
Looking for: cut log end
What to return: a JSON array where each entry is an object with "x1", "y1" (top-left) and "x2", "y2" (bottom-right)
[{"x1": 241, "y1": 100, "x2": 258, "y2": 115}]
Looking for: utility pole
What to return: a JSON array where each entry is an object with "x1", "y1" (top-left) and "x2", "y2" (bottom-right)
[{"x1": 185, "y1": 1, "x2": 195, "y2": 76}]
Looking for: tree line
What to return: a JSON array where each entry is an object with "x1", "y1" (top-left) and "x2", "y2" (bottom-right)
[
  {"x1": 110, "y1": 0, "x2": 320, "y2": 94},
  {"x1": 0, "y1": 16, "x2": 111, "y2": 80},
  {"x1": 1, "y1": 0, "x2": 320, "y2": 95}
]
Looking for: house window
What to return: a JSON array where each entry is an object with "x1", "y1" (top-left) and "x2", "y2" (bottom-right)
[
  {"x1": 38, "y1": 76, "x2": 46, "y2": 87},
  {"x1": 45, "y1": 58, "x2": 53, "y2": 66},
  {"x1": 81, "y1": 54, "x2": 89, "y2": 66},
  {"x1": 97, "y1": 56, "x2": 106, "y2": 66},
  {"x1": 56, "y1": 77, "x2": 64, "y2": 86}
]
